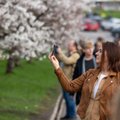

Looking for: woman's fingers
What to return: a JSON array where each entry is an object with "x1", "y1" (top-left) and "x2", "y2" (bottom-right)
[
  {"x1": 48, "y1": 52, "x2": 60, "y2": 70},
  {"x1": 51, "y1": 56, "x2": 57, "y2": 63},
  {"x1": 48, "y1": 52, "x2": 53, "y2": 60},
  {"x1": 52, "y1": 56, "x2": 56, "y2": 60},
  {"x1": 48, "y1": 53, "x2": 56, "y2": 62}
]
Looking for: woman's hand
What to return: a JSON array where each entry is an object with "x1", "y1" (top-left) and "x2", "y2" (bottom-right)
[{"x1": 48, "y1": 53, "x2": 60, "y2": 70}]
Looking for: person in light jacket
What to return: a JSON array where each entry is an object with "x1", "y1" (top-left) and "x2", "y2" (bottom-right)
[{"x1": 56, "y1": 40, "x2": 80, "y2": 120}]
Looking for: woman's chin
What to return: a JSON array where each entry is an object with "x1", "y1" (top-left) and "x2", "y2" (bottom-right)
[{"x1": 96, "y1": 60, "x2": 100, "y2": 65}]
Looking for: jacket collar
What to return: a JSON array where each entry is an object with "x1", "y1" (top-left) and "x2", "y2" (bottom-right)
[
  {"x1": 101, "y1": 71, "x2": 117, "y2": 93},
  {"x1": 95, "y1": 69, "x2": 117, "y2": 79},
  {"x1": 108, "y1": 71, "x2": 117, "y2": 77},
  {"x1": 88, "y1": 69, "x2": 117, "y2": 94}
]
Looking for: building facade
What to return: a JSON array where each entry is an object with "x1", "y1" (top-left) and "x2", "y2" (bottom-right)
[{"x1": 95, "y1": 0, "x2": 120, "y2": 10}]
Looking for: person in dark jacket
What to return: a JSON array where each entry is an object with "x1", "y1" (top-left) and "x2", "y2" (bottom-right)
[{"x1": 73, "y1": 41, "x2": 97, "y2": 105}]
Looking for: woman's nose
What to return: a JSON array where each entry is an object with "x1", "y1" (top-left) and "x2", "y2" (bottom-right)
[{"x1": 96, "y1": 51, "x2": 98, "y2": 56}]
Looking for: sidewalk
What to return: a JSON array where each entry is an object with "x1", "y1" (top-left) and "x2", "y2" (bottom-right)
[{"x1": 56, "y1": 99, "x2": 80, "y2": 120}]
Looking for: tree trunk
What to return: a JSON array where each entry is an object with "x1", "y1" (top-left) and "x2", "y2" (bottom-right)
[{"x1": 6, "y1": 56, "x2": 15, "y2": 74}]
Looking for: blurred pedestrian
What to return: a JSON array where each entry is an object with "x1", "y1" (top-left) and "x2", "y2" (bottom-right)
[
  {"x1": 49, "y1": 42, "x2": 120, "y2": 120},
  {"x1": 73, "y1": 41, "x2": 97, "y2": 105},
  {"x1": 115, "y1": 38, "x2": 120, "y2": 47},
  {"x1": 78, "y1": 39, "x2": 86, "y2": 53},
  {"x1": 56, "y1": 40, "x2": 80, "y2": 120},
  {"x1": 94, "y1": 37, "x2": 105, "y2": 55}
]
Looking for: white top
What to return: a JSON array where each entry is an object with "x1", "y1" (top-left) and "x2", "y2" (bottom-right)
[{"x1": 93, "y1": 72, "x2": 107, "y2": 98}]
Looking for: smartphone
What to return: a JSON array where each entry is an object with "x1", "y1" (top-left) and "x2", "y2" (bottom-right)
[{"x1": 52, "y1": 45, "x2": 58, "y2": 55}]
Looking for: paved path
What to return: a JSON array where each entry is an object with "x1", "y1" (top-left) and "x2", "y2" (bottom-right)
[
  {"x1": 56, "y1": 99, "x2": 80, "y2": 120},
  {"x1": 79, "y1": 31, "x2": 114, "y2": 42}
]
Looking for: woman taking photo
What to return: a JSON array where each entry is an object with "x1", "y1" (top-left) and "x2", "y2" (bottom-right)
[{"x1": 49, "y1": 42, "x2": 120, "y2": 120}]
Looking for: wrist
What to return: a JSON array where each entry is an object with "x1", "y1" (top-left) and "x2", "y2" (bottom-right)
[{"x1": 54, "y1": 65, "x2": 60, "y2": 70}]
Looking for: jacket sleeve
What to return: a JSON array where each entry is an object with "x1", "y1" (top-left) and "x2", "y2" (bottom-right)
[
  {"x1": 55, "y1": 68, "x2": 92, "y2": 93},
  {"x1": 57, "y1": 52, "x2": 80, "y2": 65}
]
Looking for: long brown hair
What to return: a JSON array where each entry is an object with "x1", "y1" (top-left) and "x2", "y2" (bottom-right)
[{"x1": 100, "y1": 42, "x2": 120, "y2": 72}]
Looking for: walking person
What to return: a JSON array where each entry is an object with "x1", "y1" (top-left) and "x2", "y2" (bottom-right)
[
  {"x1": 49, "y1": 42, "x2": 120, "y2": 120},
  {"x1": 56, "y1": 40, "x2": 80, "y2": 120},
  {"x1": 115, "y1": 38, "x2": 120, "y2": 46},
  {"x1": 73, "y1": 41, "x2": 97, "y2": 105}
]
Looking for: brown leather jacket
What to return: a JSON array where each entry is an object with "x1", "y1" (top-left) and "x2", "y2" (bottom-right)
[{"x1": 55, "y1": 68, "x2": 120, "y2": 120}]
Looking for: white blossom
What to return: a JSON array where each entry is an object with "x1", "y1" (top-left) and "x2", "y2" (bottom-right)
[{"x1": 0, "y1": 0, "x2": 91, "y2": 59}]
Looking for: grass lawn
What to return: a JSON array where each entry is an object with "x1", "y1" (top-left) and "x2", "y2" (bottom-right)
[
  {"x1": 94, "y1": 9, "x2": 120, "y2": 18},
  {"x1": 0, "y1": 59, "x2": 60, "y2": 120}
]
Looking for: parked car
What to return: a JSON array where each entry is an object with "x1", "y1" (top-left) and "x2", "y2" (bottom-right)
[
  {"x1": 111, "y1": 27, "x2": 120, "y2": 38},
  {"x1": 80, "y1": 19, "x2": 100, "y2": 31},
  {"x1": 85, "y1": 12, "x2": 103, "y2": 25},
  {"x1": 101, "y1": 18, "x2": 120, "y2": 31}
]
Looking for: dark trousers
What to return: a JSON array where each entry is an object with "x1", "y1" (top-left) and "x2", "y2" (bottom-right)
[{"x1": 76, "y1": 89, "x2": 82, "y2": 105}]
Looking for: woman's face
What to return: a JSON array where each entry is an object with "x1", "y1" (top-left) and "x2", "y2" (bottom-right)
[{"x1": 96, "y1": 49, "x2": 102, "y2": 64}]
